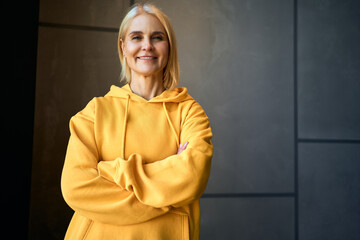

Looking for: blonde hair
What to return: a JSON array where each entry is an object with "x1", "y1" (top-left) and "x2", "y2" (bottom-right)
[{"x1": 118, "y1": 3, "x2": 180, "y2": 90}]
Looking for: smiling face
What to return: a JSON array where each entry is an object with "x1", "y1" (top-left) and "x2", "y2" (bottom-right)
[{"x1": 121, "y1": 13, "x2": 169, "y2": 79}]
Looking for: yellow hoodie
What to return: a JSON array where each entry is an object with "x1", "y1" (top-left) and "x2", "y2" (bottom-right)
[{"x1": 61, "y1": 84, "x2": 213, "y2": 240}]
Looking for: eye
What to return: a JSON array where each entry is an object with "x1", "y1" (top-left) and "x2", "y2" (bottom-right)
[
  {"x1": 152, "y1": 35, "x2": 164, "y2": 41},
  {"x1": 131, "y1": 35, "x2": 142, "y2": 40}
]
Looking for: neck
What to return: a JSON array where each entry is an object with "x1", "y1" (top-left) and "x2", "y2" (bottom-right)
[{"x1": 130, "y1": 72, "x2": 165, "y2": 100}]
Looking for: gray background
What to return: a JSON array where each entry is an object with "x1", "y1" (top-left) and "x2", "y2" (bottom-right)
[{"x1": 24, "y1": 0, "x2": 360, "y2": 239}]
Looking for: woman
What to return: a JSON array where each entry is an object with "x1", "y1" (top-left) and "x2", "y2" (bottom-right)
[{"x1": 61, "y1": 3, "x2": 213, "y2": 240}]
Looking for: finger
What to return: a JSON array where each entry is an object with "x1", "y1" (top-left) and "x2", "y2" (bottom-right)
[{"x1": 177, "y1": 148, "x2": 183, "y2": 155}]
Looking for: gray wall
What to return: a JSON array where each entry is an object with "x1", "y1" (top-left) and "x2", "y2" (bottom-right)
[{"x1": 29, "y1": 0, "x2": 360, "y2": 239}]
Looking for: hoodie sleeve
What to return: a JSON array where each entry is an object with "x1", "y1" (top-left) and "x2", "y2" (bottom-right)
[
  {"x1": 97, "y1": 101, "x2": 213, "y2": 208},
  {"x1": 61, "y1": 98, "x2": 170, "y2": 226}
]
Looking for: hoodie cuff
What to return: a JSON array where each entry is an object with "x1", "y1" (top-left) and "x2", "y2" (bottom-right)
[
  {"x1": 98, "y1": 158, "x2": 126, "y2": 190},
  {"x1": 98, "y1": 154, "x2": 141, "y2": 191}
]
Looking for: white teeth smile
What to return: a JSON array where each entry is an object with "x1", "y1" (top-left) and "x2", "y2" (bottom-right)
[{"x1": 138, "y1": 57, "x2": 156, "y2": 60}]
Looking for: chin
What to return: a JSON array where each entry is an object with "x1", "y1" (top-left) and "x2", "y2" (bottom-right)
[{"x1": 137, "y1": 68, "x2": 163, "y2": 76}]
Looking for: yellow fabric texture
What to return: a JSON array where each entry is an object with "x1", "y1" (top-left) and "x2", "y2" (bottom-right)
[{"x1": 61, "y1": 84, "x2": 213, "y2": 240}]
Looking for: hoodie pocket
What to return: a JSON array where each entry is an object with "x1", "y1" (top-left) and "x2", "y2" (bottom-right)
[
  {"x1": 182, "y1": 213, "x2": 190, "y2": 240},
  {"x1": 77, "y1": 211, "x2": 190, "y2": 240},
  {"x1": 169, "y1": 210, "x2": 190, "y2": 240},
  {"x1": 64, "y1": 212, "x2": 94, "y2": 240},
  {"x1": 65, "y1": 211, "x2": 190, "y2": 240}
]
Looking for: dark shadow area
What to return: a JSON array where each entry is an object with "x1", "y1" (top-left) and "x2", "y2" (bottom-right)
[{"x1": 3, "y1": 0, "x2": 39, "y2": 239}]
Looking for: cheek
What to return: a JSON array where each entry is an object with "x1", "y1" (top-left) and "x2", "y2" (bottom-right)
[
  {"x1": 158, "y1": 43, "x2": 169, "y2": 61},
  {"x1": 124, "y1": 42, "x2": 139, "y2": 56}
]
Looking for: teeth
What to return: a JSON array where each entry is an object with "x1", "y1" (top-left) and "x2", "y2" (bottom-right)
[{"x1": 139, "y1": 57, "x2": 156, "y2": 60}]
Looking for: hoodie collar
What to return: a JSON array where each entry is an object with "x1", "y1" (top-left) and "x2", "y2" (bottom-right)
[{"x1": 105, "y1": 84, "x2": 193, "y2": 103}]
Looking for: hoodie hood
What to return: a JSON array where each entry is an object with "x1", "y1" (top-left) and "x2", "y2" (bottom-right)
[{"x1": 105, "y1": 84, "x2": 193, "y2": 103}]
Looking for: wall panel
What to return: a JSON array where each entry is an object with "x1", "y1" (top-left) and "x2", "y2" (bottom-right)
[
  {"x1": 200, "y1": 197, "x2": 294, "y2": 239},
  {"x1": 298, "y1": 0, "x2": 360, "y2": 139},
  {"x1": 299, "y1": 143, "x2": 360, "y2": 240},
  {"x1": 39, "y1": 0, "x2": 127, "y2": 28}
]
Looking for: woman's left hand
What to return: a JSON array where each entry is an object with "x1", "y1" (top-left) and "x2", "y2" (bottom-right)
[{"x1": 177, "y1": 141, "x2": 189, "y2": 155}]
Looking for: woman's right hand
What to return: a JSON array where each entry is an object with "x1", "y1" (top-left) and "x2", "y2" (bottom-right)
[{"x1": 177, "y1": 141, "x2": 189, "y2": 155}]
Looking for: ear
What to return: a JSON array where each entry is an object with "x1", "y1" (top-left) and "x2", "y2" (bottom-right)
[{"x1": 119, "y1": 38, "x2": 125, "y2": 56}]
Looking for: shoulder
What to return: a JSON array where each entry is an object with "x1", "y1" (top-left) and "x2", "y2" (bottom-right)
[
  {"x1": 178, "y1": 98, "x2": 210, "y2": 127},
  {"x1": 71, "y1": 97, "x2": 97, "y2": 122},
  {"x1": 178, "y1": 90, "x2": 206, "y2": 112}
]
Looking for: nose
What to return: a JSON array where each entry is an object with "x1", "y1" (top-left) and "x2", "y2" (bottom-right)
[{"x1": 142, "y1": 37, "x2": 154, "y2": 51}]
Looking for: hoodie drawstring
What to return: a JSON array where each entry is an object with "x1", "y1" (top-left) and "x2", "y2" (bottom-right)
[
  {"x1": 122, "y1": 96, "x2": 179, "y2": 159},
  {"x1": 122, "y1": 94, "x2": 130, "y2": 159},
  {"x1": 163, "y1": 102, "x2": 180, "y2": 147}
]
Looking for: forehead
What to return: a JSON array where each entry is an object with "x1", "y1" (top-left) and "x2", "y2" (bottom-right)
[{"x1": 126, "y1": 13, "x2": 165, "y2": 33}]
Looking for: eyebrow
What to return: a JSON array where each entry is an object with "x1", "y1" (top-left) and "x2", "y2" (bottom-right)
[{"x1": 128, "y1": 31, "x2": 166, "y2": 36}]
